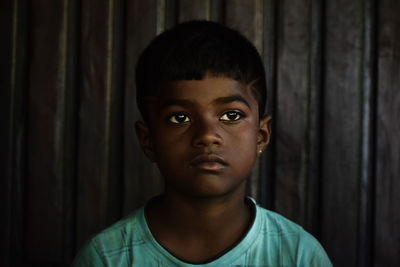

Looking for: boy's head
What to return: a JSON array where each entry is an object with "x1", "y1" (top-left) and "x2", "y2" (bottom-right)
[
  {"x1": 135, "y1": 21, "x2": 271, "y2": 198},
  {"x1": 135, "y1": 20, "x2": 267, "y2": 121}
]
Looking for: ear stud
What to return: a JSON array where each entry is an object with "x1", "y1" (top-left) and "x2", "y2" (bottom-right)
[{"x1": 258, "y1": 149, "x2": 263, "y2": 154}]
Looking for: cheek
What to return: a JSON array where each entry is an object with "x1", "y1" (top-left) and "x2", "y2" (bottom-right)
[
  {"x1": 152, "y1": 128, "x2": 188, "y2": 158},
  {"x1": 229, "y1": 121, "x2": 259, "y2": 145},
  {"x1": 226, "y1": 125, "x2": 258, "y2": 161}
]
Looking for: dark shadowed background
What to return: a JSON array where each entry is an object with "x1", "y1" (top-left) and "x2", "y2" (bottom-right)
[{"x1": 1, "y1": 0, "x2": 399, "y2": 266}]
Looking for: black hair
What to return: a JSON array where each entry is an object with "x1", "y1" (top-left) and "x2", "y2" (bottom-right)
[{"x1": 135, "y1": 20, "x2": 266, "y2": 121}]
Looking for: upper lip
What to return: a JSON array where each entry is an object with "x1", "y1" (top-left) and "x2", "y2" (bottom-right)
[{"x1": 190, "y1": 154, "x2": 228, "y2": 167}]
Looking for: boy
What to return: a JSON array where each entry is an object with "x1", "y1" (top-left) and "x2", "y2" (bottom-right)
[{"x1": 73, "y1": 20, "x2": 332, "y2": 266}]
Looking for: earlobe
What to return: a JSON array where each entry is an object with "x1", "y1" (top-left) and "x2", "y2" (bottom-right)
[
  {"x1": 135, "y1": 121, "x2": 156, "y2": 162},
  {"x1": 257, "y1": 115, "x2": 272, "y2": 154}
]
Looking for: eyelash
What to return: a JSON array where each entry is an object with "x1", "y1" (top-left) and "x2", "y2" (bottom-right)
[{"x1": 168, "y1": 111, "x2": 244, "y2": 124}]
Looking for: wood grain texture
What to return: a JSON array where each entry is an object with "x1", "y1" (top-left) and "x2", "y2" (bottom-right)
[
  {"x1": 321, "y1": 1, "x2": 363, "y2": 266},
  {"x1": 123, "y1": 0, "x2": 163, "y2": 215},
  {"x1": 105, "y1": 0, "x2": 124, "y2": 235},
  {"x1": 61, "y1": 0, "x2": 80, "y2": 263},
  {"x1": 374, "y1": 0, "x2": 400, "y2": 266},
  {"x1": 25, "y1": 0, "x2": 67, "y2": 262},
  {"x1": 258, "y1": 0, "x2": 276, "y2": 209},
  {"x1": 0, "y1": 0, "x2": 14, "y2": 264},
  {"x1": 225, "y1": 0, "x2": 262, "y2": 52},
  {"x1": 24, "y1": 0, "x2": 79, "y2": 263},
  {"x1": 76, "y1": 0, "x2": 124, "y2": 249},
  {"x1": 358, "y1": 0, "x2": 376, "y2": 266},
  {"x1": 274, "y1": 0, "x2": 310, "y2": 225},
  {"x1": 179, "y1": 0, "x2": 210, "y2": 22},
  {"x1": 1, "y1": 0, "x2": 28, "y2": 266},
  {"x1": 165, "y1": 0, "x2": 178, "y2": 29},
  {"x1": 305, "y1": 0, "x2": 324, "y2": 237},
  {"x1": 210, "y1": 0, "x2": 224, "y2": 23}
]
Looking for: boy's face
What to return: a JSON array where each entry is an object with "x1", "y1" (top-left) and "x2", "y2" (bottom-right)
[{"x1": 136, "y1": 76, "x2": 271, "y2": 199}]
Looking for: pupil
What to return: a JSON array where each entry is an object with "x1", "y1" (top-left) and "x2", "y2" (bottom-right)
[
  {"x1": 176, "y1": 114, "x2": 186, "y2": 122},
  {"x1": 227, "y1": 112, "x2": 237, "y2": 120}
]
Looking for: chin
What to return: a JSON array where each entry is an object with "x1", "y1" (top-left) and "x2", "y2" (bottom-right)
[{"x1": 184, "y1": 179, "x2": 245, "y2": 199}]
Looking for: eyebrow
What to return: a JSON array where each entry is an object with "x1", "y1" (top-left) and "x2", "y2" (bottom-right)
[
  {"x1": 159, "y1": 99, "x2": 194, "y2": 110},
  {"x1": 213, "y1": 94, "x2": 251, "y2": 109},
  {"x1": 159, "y1": 94, "x2": 251, "y2": 110}
]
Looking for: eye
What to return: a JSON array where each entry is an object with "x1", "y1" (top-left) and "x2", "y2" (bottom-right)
[
  {"x1": 220, "y1": 111, "x2": 242, "y2": 121},
  {"x1": 169, "y1": 113, "x2": 190, "y2": 124}
]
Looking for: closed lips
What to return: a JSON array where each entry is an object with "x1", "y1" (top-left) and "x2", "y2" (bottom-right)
[{"x1": 190, "y1": 154, "x2": 228, "y2": 167}]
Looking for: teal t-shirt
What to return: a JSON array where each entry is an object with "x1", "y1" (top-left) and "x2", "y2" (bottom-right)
[{"x1": 72, "y1": 199, "x2": 332, "y2": 266}]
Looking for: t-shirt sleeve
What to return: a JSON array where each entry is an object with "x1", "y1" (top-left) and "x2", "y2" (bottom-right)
[
  {"x1": 71, "y1": 240, "x2": 105, "y2": 267},
  {"x1": 307, "y1": 245, "x2": 333, "y2": 266},
  {"x1": 297, "y1": 234, "x2": 333, "y2": 267}
]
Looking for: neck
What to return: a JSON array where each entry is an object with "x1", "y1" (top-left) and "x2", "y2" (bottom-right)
[
  {"x1": 161, "y1": 189, "x2": 249, "y2": 232},
  {"x1": 146, "y1": 186, "x2": 251, "y2": 251},
  {"x1": 145, "y1": 187, "x2": 254, "y2": 263}
]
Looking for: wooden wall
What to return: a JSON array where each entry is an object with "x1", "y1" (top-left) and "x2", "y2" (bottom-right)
[{"x1": 1, "y1": 0, "x2": 399, "y2": 266}]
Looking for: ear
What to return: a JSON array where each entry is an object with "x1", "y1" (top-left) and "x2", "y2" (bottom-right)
[
  {"x1": 257, "y1": 115, "x2": 272, "y2": 155},
  {"x1": 135, "y1": 120, "x2": 156, "y2": 162}
]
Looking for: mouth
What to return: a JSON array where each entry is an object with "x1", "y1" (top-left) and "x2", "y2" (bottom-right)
[{"x1": 190, "y1": 154, "x2": 228, "y2": 172}]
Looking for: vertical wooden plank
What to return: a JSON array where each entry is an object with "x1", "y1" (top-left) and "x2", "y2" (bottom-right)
[
  {"x1": 259, "y1": 0, "x2": 277, "y2": 209},
  {"x1": 25, "y1": 0, "x2": 70, "y2": 263},
  {"x1": 0, "y1": 0, "x2": 15, "y2": 265},
  {"x1": 358, "y1": 0, "x2": 377, "y2": 266},
  {"x1": 76, "y1": 0, "x2": 124, "y2": 249},
  {"x1": 374, "y1": 0, "x2": 400, "y2": 266},
  {"x1": 0, "y1": 0, "x2": 28, "y2": 266},
  {"x1": 321, "y1": 1, "x2": 363, "y2": 266},
  {"x1": 273, "y1": 0, "x2": 311, "y2": 225},
  {"x1": 165, "y1": 0, "x2": 178, "y2": 29},
  {"x1": 305, "y1": 0, "x2": 324, "y2": 237},
  {"x1": 76, "y1": 0, "x2": 109, "y2": 246},
  {"x1": 210, "y1": 0, "x2": 224, "y2": 23},
  {"x1": 105, "y1": 0, "x2": 124, "y2": 233},
  {"x1": 225, "y1": 0, "x2": 263, "y2": 52},
  {"x1": 62, "y1": 0, "x2": 80, "y2": 263},
  {"x1": 23, "y1": 0, "x2": 79, "y2": 264},
  {"x1": 178, "y1": 0, "x2": 210, "y2": 22},
  {"x1": 123, "y1": 0, "x2": 163, "y2": 215}
]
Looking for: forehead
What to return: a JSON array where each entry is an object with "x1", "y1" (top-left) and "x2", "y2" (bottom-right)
[{"x1": 155, "y1": 77, "x2": 256, "y2": 104}]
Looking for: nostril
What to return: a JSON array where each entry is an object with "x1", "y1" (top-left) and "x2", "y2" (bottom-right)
[
  {"x1": 192, "y1": 130, "x2": 223, "y2": 147},
  {"x1": 193, "y1": 135, "x2": 223, "y2": 147}
]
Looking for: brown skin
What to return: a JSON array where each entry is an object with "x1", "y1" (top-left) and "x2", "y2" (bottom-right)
[{"x1": 135, "y1": 76, "x2": 271, "y2": 263}]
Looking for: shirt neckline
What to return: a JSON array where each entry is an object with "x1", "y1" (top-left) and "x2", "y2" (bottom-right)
[{"x1": 138, "y1": 197, "x2": 262, "y2": 266}]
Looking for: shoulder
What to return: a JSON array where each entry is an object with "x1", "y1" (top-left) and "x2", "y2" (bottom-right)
[
  {"x1": 92, "y1": 208, "x2": 145, "y2": 248},
  {"x1": 254, "y1": 205, "x2": 333, "y2": 266},
  {"x1": 257, "y1": 206, "x2": 306, "y2": 236},
  {"x1": 72, "y1": 208, "x2": 146, "y2": 266}
]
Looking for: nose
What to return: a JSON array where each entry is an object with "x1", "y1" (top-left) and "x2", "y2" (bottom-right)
[{"x1": 191, "y1": 117, "x2": 223, "y2": 148}]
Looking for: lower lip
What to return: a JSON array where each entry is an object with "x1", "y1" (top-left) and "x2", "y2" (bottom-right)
[{"x1": 194, "y1": 162, "x2": 226, "y2": 171}]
